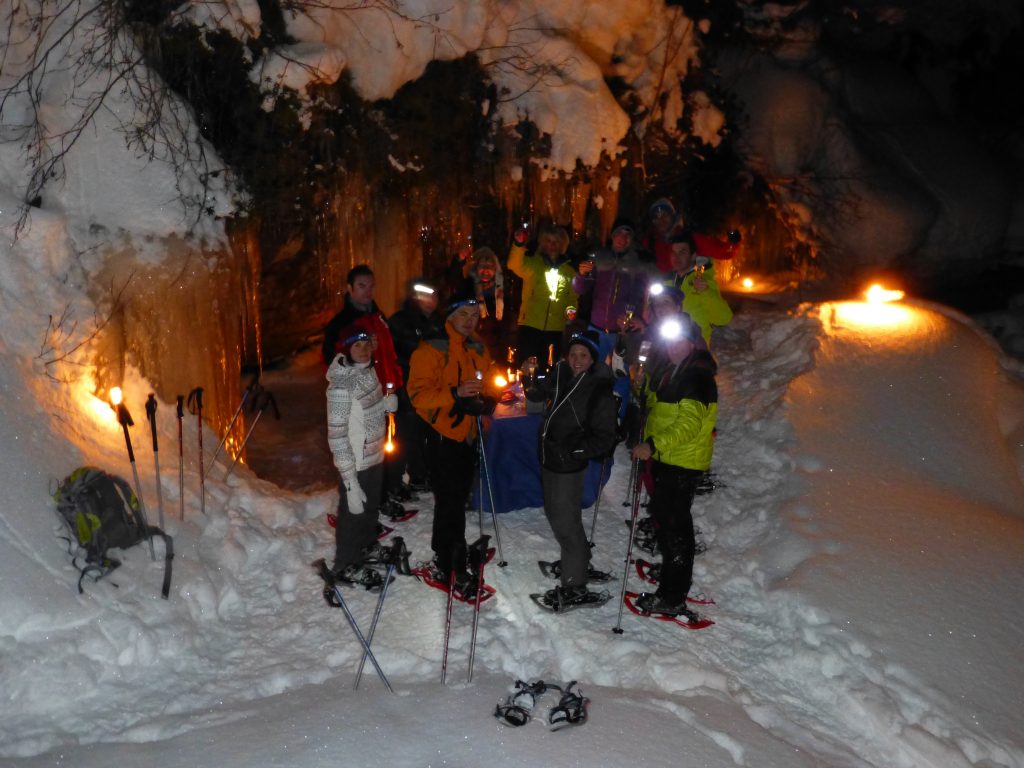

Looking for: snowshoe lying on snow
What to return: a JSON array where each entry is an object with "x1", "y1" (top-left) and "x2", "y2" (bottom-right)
[
  {"x1": 494, "y1": 679, "x2": 588, "y2": 730},
  {"x1": 624, "y1": 591, "x2": 714, "y2": 630},
  {"x1": 538, "y1": 560, "x2": 614, "y2": 583},
  {"x1": 530, "y1": 585, "x2": 611, "y2": 613}
]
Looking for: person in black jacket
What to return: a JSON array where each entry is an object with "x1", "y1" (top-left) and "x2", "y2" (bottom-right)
[
  {"x1": 528, "y1": 329, "x2": 618, "y2": 612},
  {"x1": 387, "y1": 278, "x2": 445, "y2": 495}
]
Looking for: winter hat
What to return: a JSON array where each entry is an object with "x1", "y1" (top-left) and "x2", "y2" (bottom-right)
[
  {"x1": 468, "y1": 247, "x2": 504, "y2": 321},
  {"x1": 648, "y1": 198, "x2": 676, "y2": 218},
  {"x1": 338, "y1": 317, "x2": 374, "y2": 362},
  {"x1": 611, "y1": 216, "x2": 636, "y2": 237},
  {"x1": 567, "y1": 329, "x2": 601, "y2": 361},
  {"x1": 446, "y1": 297, "x2": 480, "y2": 317}
]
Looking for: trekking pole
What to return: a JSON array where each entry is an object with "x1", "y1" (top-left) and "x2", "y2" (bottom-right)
[
  {"x1": 622, "y1": 458, "x2": 637, "y2": 507},
  {"x1": 440, "y1": 567, "x2": 457, "y2": 685},
  {"x1": 207, "y1": 375, "x2": 260, "y2": 474},
  {"x1": 612, "y1": 457, "x2": 644, "y2": 634},
  {"x1": 225, "y1": 390, "x2": 279, "y2": 479},
  {"x1": 176, "y1": 396, "x2": 185, "y2": 521},
  {"x1": 476, "y1": 416, "x2": 507, "y2": 567},
  {"x1": 354, "y1": 537, "x2": 405, "y2": 691},
  {"x1": 467, "y1": 535, "x2": 491, "y2": 683},
  {"x1": 145, "y1": 394, "x2": 166, "y2": 530},
  {"x1": 110, "y1": 389, "x2": 156, "y2": 560},
  {"x1": 587, "y1": 458, "x2": 611, "y2": 547},
  {"x1": 187, "y1": 388, "x2": 205, "y2": 515},
  {"x1": 327, "y1": 581, "x2": 393, "y2": 693}
]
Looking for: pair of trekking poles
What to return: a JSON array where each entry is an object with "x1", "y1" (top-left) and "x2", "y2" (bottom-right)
[{"x1": 172, "y1": 378, "x2": 279, "y2": 520}]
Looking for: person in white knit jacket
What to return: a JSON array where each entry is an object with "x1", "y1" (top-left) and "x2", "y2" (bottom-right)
[{"x1": 326, "y1": 318, "x2": 398, "y2": 588}]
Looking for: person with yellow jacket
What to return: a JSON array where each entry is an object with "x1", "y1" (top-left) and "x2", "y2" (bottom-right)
[
  {"x1": 630, "y1": 314, "x2": 717, "y2": 624},
  {"x1": 665, "y1": 231, "x2": 733, "y2": 347},
  {"x1": 407, "y1": 298, "x2": 498, "y2": 599},
  {"x1": 507, "y1": 223, "x2": 582, "y2": 368}
]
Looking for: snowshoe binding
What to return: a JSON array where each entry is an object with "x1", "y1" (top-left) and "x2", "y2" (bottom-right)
[
  {"x1": 530, "y1": 585, "x2": 611, "y2": 614},
  {"x1": 494, "y1": 679, "x2": 550, "y2": 727},
  {"x1": 547, "y1": 681, "x2": 588, "y2": 730},
  {"x1": 361, "y1": 537, "x2": 412, "y2": 576},
  {"x1": 379, "y1": 497, "x2": 419, "y2": 523},
  {"x1": 538, "y1": 560, "x2": 614, "y2": 583}
]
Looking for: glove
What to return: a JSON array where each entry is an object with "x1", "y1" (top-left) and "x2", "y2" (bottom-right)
[
  {"x1": 345, "y1": 482, "x2": 367, "y2": 516},
  {"x1": 382, "y1": 393, "x2": 398, "y2": 413}
]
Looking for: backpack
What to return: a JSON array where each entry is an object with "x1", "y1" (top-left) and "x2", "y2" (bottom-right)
[{"x1": 53, "y1": 466, "x2": 173, "y2": 599}]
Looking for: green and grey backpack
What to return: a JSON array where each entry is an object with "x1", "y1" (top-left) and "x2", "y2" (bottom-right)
[{"x1": 53, "y1": 466, "x2": 173, "y2": 598}]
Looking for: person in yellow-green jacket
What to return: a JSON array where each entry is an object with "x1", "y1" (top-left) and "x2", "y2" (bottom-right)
[
  {"x1": 665, "y1": 231, "x2": 733, "y2": 347},
  {"x1": 508, "y1": 223, "x2": 582, "y2": 368},
  {"x1": 630, "y1": 313, "x2": 717, "y2": 624}
]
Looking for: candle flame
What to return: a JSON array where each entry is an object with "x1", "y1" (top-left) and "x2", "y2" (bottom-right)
[
  {"x1": 865, "y1": 284, "x2": 904, "y2": 304},
  {"x1": 742, "y1": 277, "x2": 754, "y2": 289},
  {"x1": 494, "y1": 375, "x2": 508, "y2": 388}
]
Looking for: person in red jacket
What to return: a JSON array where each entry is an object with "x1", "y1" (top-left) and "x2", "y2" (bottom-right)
[{"x1": 321, "y1": 265, "x2": 403, "y2": 390}]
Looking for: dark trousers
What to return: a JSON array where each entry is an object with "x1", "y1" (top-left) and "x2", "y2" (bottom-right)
[
  {"x1": 649, "y1": 462, "x2": 702, "y2": 604},
  {"x1": 541, "y1": 467, "x2": 589, "y2": 587},
  {"x1": 385, "y1": 397, "x2": 429, "y2": 492},
  {"x1": 332, "y1": 463, "x2": 384, "y2": 570},
  {"x1": 515, "y1": 325, "x2": 564, "y2": 369},
  {"x1": 421, "y1": 420, "x2": 477, "y2": 575}
]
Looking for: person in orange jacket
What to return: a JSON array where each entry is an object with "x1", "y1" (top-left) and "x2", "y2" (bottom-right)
[{"x1": 407, "y1": 298, "x2": 499, "y2": 599}]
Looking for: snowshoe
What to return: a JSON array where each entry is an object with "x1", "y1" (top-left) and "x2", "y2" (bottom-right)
[
  {"x1": 537, "y1": 560, "x2": 614, "y2": 583},
  {"x1": 624, "y1": 591, "x2": 714, "y2": 629},
  {"x1": 494, "y1": 679, "x2": 552, "y2": 727},
  {"x1": 379, "y1": 498, "x2": 418, "y2": 523},
  {"x1": 361, "y1": 538, "x2": 412, "y2": 576},
  {"x1": 631, "y1": 559, "x2": 715, "y2": 603},
  {"x1": 547, "y1": 681, "x2": 588, "y2": 730},
  {"x1": 530, "y1": 585, "x2": 611, "y2": 614},
  {"x1": 410, "y1": 561, "x2": 495, "y2": 605},
  {"x1": 334, "y1": 563, "x2": 391, "y2": 592}
]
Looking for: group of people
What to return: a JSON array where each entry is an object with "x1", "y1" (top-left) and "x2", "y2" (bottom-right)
[{"x1": 319, "y1": 197, "x2": 736, "y2": 621}]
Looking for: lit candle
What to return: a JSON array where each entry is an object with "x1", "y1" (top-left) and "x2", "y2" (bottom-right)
[{"x1": 547, "y1": 344, "x2": 553, "y2": 368}]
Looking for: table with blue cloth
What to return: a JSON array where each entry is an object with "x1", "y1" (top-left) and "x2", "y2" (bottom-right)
[{"x1": 473, "y1": 401, "x2": 613, "y2": 514}]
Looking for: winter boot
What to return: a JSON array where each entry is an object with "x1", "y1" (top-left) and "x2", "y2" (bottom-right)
[
  {"x1": 540, "y1": 585, "x2": 611, "y2": 613},
  {"x1": 634, "y1": 591, "x2": 702, "y2": 623},
  {"x1": 332, "y1": 563, "x2": 386, "y2": 591}
]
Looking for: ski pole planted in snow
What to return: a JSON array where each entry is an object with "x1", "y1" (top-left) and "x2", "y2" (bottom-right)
[
  {"x1": 440, "y1": 565, "x2": 457, "y2": 685},
  {"x1": 187, "y1": 387, "x2": 205, "y2": 515},
  {"x1": 477, "y1": 416, "x2": 506, "y2": 567},
  {"x1": 176, "y1": 395, "x2": 185, "y2": 521},
  {"x1": 612, "y1": 456, "x2": 644, "y2": 635},
  {"x1": 587, "y1": 457, "x2": 610, "y2": 548},
  {"x1": 207, "y1": 375, "x2": 260, "y2": 473},
  {"x1": 145, "y1": 394, "x2": 166, "y2": 530},
  {"x1": 110, "y1": 388, "x2": 156, "y2": 560},
  {"x1": 225, "y1": 390, "x2": 279, "y2": 479},
  {"x1": 354, "y1": 538, "x2": 407, "y2": 691},
  {"x1": 467, "y1": 534, "x2": 491, "y2": 683}
]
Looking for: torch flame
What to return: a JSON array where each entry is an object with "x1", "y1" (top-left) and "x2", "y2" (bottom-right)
[
  {"x1": 865, "y1": 284, "x2": 904, "y2": 304},
  {"x1": 109, "y1": 387, "x2": 123, "y2": 406},
  {"x1": 742, "y1": 277, "x2": 754, "y2": 289}
]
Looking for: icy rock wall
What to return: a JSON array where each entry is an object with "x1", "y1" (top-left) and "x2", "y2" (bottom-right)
[{"x1": 87, "y1": 235, "x2": 257, "y2": 444}]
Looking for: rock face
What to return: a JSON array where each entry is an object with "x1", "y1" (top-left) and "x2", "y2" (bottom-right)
[
  {"x1": 725, "y1": 50, "x2": 1011, "y2": 273},
  {"x1": 720, "y1": 10, "x2": 1015, "y2": 276}
]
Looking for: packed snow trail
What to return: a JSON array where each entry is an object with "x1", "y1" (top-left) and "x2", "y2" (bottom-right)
[{"x1": 1, "y1": 305, "x2": 1021, "y2": 768}]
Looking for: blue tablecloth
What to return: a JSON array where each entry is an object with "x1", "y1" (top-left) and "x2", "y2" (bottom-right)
[{"x1": 472, "y1": 402, "x2": 613, "y2": 514}]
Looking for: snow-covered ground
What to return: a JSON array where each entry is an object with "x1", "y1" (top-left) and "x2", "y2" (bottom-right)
[{"x1": 1, "y1": 297, "x2": 1021, "y2": 768}]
